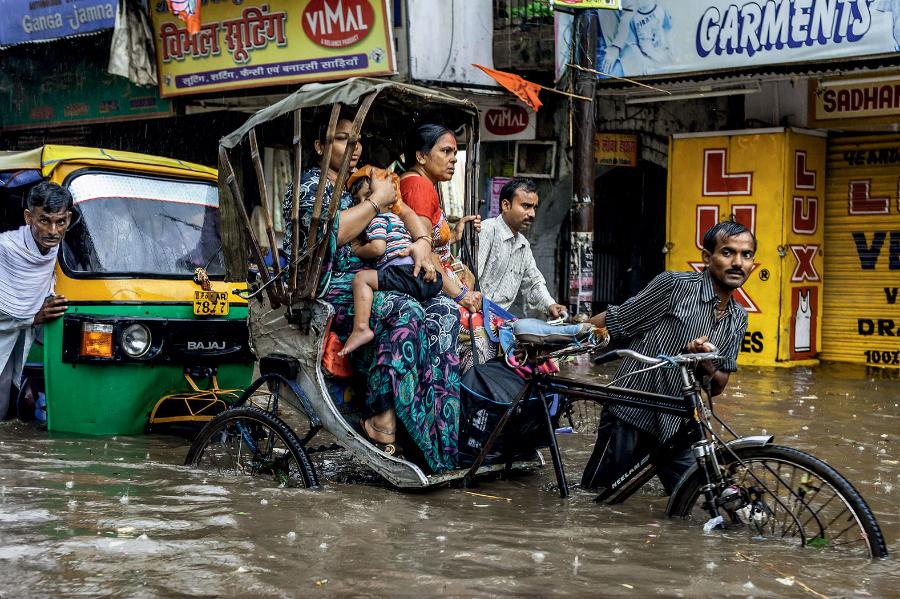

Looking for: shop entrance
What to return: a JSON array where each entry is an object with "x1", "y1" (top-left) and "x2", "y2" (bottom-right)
[{"x1": 593, "y1": 161, "x2": 667, "y2": 309}]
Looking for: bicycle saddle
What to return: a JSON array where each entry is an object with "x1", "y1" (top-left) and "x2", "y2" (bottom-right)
[{"x1": 509, "y1": 319, "x2": 596, "y2": 347}]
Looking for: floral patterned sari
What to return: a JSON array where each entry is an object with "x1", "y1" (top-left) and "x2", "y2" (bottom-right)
[{"x1": 283, "y1": 168, "x2": 460, "y2": 473}]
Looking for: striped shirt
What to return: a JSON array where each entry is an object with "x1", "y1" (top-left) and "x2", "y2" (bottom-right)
[
  {"x1": 476, "y1": 216, "x2": 556, "y2": 314},
  {"x1": 606, "y1": 270, "x2": 747, "y2": 442},
  {"x1": 366, "y1": 212, "x2": 412, "y2": 267}
]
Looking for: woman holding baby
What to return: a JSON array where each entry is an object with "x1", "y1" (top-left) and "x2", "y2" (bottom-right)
[{"x1": 282, "y1": 112, "x2": 478, "y2": 474}]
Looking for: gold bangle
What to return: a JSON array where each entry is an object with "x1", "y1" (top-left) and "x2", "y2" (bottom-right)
[
  {"x1": 414, "y1": 235, "x2": 432, "y2": 245},
  {"x1": 364, "y1": 198, "x2": 380, "y2": 215}
]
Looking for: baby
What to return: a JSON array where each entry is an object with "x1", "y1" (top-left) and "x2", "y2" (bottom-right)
[{"x1": 339, "y1": 167, "x2": 443, "y2": 356}]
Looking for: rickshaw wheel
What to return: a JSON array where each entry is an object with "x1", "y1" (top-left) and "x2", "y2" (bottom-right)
[{"x1": 185, "y1": 406, "x2": 319, "y2": 489}]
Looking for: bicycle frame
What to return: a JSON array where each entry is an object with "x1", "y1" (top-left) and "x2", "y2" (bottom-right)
[{"x1": 463, "y1": 349, "x2": 773, "y2": 510}]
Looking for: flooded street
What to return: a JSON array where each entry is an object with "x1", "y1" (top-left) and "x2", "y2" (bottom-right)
[{"x1": 1, "y1": 362, "x2": 897, "y2": 598}]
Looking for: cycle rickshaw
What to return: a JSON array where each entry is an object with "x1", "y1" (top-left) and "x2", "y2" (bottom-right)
[{"x1": 186, "y1": 78, "x2": 888, "y2": 559}]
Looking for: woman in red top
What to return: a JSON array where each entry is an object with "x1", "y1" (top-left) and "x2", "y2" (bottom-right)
[{"x1": 399, "y1": 124, "x2": 482, "y2": 313}]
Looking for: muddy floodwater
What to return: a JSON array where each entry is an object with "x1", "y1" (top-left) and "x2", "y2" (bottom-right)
[{"x1": 1, "y1": 362, "x2": 898, "y2": 598}]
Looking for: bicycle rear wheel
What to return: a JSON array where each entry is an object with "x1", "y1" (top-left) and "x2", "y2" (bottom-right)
[
  {"x1": 185, "y1": 406, "x2": 319, "y2": 489},
  {"x1": 667, "y1": 444, "x2": 888, "y2": 559}
]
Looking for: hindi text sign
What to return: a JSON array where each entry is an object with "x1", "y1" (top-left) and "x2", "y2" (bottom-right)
[{"x1": 151, "y1": 0, "x2": 395, "y2": 98}]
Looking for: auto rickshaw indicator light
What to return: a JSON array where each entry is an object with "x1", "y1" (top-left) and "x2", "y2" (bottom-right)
[{"x1": 80, "y1": 323, "x2": 114, "y2": 358}]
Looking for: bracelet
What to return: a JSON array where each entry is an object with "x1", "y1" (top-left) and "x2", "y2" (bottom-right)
[
  {"x1": 363, "y1": 198, "x2": 380, "y2": 215},
  {"x1": 414, "y1": 235, "x2": 432, "y2": 245},
  {"x1": 452, "y1": 285, "x2": 469, "y2": 303}
]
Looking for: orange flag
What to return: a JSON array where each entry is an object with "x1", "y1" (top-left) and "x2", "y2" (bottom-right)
[
  {"x1": 167, "y1": 0, "x2": 201, "y2": 35},
  {"x1": 473, "y1": 64, "x2": 543, "y2": 111}
]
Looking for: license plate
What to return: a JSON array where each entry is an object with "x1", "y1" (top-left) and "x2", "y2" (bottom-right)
[{"x1": 193, "y1": 291, "x2": 229, "y2": 316}]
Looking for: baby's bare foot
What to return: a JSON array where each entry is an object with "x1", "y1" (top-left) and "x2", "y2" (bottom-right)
[{"x1": 339, "y1": 328, "x2": 375, "y2": 356}]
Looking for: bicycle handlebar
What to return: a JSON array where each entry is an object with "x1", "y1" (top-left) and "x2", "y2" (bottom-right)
[{"x1": 592, "y1": 345, "x2": 720, "y2": 367}]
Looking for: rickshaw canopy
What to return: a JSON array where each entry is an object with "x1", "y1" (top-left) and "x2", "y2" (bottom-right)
[{"x1": 220, "y1": 77, "x2": 479, "y2": 149}]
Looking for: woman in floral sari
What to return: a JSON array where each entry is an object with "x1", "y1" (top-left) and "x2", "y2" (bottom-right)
[{"x1": 283, "y1": 114, "x2": 460, "y2": 473}]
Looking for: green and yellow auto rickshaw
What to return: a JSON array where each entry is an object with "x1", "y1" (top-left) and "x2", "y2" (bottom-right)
[{"x1": 0, "y1": 145, "x2": 254, "y2": 435}]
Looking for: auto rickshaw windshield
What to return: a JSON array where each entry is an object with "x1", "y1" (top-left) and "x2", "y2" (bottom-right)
[{"x1": 62, "y1": 171, "x2": 224, "y2": 278}]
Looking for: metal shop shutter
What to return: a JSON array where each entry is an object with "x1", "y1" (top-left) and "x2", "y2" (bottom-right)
[{"x1": 822, "y1": 134, "x2": 900, "y2": 368}]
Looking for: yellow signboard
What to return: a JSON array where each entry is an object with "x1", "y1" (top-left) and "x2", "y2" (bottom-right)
[
  {"x1": 821, "y1": 134, "x2": 900, "y2": 368},
  {"x1": 667, "y1": 129, "x2": 826, "y2": 367},
  {"x1": 151, "y1": 0, "x2": 395, "y2": 98},
  {"x1": 594, "y1": 133, "x2": 638, "y2": 167},
  {"x1": 553, "y1": 0, "x2": 621, "y2": 9}
]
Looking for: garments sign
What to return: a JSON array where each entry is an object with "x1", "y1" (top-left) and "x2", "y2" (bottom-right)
[
  {"x1": 563, "y1": 0, "x2": 900, "y2": 79},
  {"x1": 0, "y1": 52, "x2": 172, "y2": 131},
  {"x1": 810, "y1": 77, "x2": 900, "y2": 126},
  {"x1": 594, "y1": 133, "x2": 638, "y2": 167},
  {"x1": 479, "y1": 101, "x2": 536, "y2": 142},
  {"x1": 667, "y1": 129, "x2": 826, "y2": 366},
  {"x1": 821, "y1": 134, "x2": 900, "y2": 368},
  {"x1": 0, "y1": 0, "x2": 115, "y2": 48},
  {"x1": 150, "y1": 0, "x2": 396, "y2": 98}
]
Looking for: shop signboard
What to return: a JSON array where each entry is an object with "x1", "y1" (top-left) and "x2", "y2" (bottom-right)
[
  {"x1": 479, "y1": 101, "x2": 536, "y2": 142},
  {"x1": 0, "y1": 0, "x2": 115, "y2": 48},
  {"x1": 594, "y1": 132, "x2": 638, "y2": 167},
  {"x1": 821, "y1": 133, "x2": 900, "y2": 369},
  {"x1": 552, "y1": 0, "x2": 621, "y2": 8},
  {"x1": 151, "y1": 0, "x2": 396, "y2": 98},
  {"x1": 810, "y1": 76, "x2": 900, "y2": 127},
  {"x1": 667, "y1": 129, "x2": 826, "y2": 367},
  {"x1": 0, "y1": 53, "x2": 172, "y2": 131},
  {"x1": 557, "y1": 0, "x2": 900, "y2": 79}
]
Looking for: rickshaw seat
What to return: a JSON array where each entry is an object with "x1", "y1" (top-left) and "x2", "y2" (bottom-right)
[{"x1": 509, "y1": 319, "x2": 596, "y2": 348}]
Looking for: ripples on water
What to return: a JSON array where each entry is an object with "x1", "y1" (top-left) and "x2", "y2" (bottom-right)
[{"x1": 0, "y1": 363, "x2": 897, "y2": 597}]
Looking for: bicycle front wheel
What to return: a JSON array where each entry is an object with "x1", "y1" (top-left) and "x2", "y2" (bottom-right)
[
  {"x1": 668, "y1": 444, "x2": 888, "y2": 559},
  {"x1": 185, "y1": 406, "x2": 319, "y2": 489}
]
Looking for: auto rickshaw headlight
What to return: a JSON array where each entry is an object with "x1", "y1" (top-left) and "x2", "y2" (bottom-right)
[
  {"x1": 80, "y1": 323, "x2": 113, "y2": 358},
  {"x1": 121, "y1": 324, "x2": 151, "y2": 358}
]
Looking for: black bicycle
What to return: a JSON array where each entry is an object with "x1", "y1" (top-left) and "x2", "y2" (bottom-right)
[{"x1": 464, "y1": 339, "x2": 889, "y2": 560}]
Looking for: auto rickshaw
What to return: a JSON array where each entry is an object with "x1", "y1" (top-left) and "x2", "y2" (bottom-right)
[{"x1": 0, "y1": 145, "x2": 255, "y2": 435}]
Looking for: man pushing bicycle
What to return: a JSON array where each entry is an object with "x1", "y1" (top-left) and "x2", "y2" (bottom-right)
[{"x1": 582, "y1": 221, "x2": 756, "y2": 494}]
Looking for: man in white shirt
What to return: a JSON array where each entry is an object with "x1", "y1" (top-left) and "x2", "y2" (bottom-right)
[
  {"x1": 0, "y1": 182, "x2": 70, "y2": 420},
  {"x1": 477, "y1": 178, "x2": 566, "y2": 318}
]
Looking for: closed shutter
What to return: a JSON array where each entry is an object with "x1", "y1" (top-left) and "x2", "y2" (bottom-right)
[{"x1": 822, "y1": 134, "x2": 900, "y2": 368}]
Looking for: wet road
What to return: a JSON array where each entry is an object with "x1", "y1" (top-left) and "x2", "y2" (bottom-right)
[{"x1": 0, "y1": 362, "x2": 897, "y2": 598}]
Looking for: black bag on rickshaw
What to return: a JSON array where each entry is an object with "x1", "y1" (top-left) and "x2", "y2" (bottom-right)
[{"x1": 458, "y1": 358, "x2": 547, "y2": 467}]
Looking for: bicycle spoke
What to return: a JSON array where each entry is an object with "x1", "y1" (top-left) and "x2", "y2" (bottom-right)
[{"x1": 680, "y1": 447, "x2": 883, "y2": 558}]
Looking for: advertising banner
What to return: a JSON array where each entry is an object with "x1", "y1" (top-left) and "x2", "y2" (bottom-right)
[
  {"x1": 487, "y1": 177, "x2": 512, "y2": 218},
  {"x1": 564, "y1": 0, "x2": 900, "y2": 78},
  {"x1": 151, "y1": 0, "x2": 395, "y2": 98},
  {"x1": 0, "y1": 53, "x2": 172, "y2": 131},
  {"x1": 0, "y1": 0, "x2": 115, "y2": 48},
  {"x1": 667, "y1": 129, "x2": 826, "y2": 366}
]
